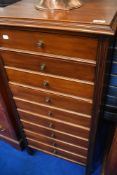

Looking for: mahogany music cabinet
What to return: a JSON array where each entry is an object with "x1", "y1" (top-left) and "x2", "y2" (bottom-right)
[{"x1": 0, "y1": 0, "x2": 117, "y2": 174}]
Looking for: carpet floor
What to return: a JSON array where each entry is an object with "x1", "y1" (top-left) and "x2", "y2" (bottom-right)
[{"x1": 0, "y1": 140, "x2": 101, "y2": 175}]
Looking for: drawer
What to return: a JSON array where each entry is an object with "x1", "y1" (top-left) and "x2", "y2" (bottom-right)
[
  {"x1": 6, "y1": 68, "x2": 94, "y2": 99},
  {"x1": 0, "y1": 29, "x2": 98, "y2": 60},
  {"x1": 10, "y1": 83, "x2": 93, "y2": 115},
  {"x1": 22, "y1": 121, "x2": 89, "y2": 148},
  {"x1": 2, "y1": 51, "x2": 96, "y2": 82},
  {"x1": 28, "y1": 138, "x2": 87, "y2": 165},
  {"x1": 25, "y1": 130, "x2": 88, "y2": 156},
  {"x1": 19, "y1": 110, "x2": 90, "y2": 138},
  {"x1": 15, "y1": 98, "x2": 91, "y2": 128}
]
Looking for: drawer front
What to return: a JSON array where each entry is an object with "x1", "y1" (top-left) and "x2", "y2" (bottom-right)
[
  {"x1": 22, "y1": 121, "x2": 89, "y2": 148},
  {"x1": 6, "y1": 68, "x2": 94, "y2": 99},
  {"x1": 28, "y1": 138, "x2": 87, "y2": 165},
  {"x1": 0, "y1": 29, "x2": 98, "y2": 60},
  {"x1": 15, "y1": 98, "x2": 91, "y2": 128},
  {"x1": 25, "y1": 130, "x2": 88, "y2": 156},
  {"x1": 19, "y1": 110, "x2": 90, "y2": 138},
  {"x1": 2, "y1": 51, "x2": 96, "y2": 82},
  {"x1": 10, "y1": 84, "x2": 93, "y2": 115}
]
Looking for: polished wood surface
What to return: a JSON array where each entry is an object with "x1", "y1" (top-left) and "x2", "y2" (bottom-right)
[
  {"x1": 23, "y1": 124, "x2": 89, "y2": 147},
  {"x1": 28, "y1": 139, "x2": 87, "y2": 165},
  {"x1": 19, "y1": 110, "x2": 90, "y2": 138},
  {"x1": 25, "y1": 130, "x2": 88, "y2": 155},
  {"x1": 1, "y1": 50, "x2": 96, "y2": 82},
  {"x1": 6, "y1": 67, "x2": 94, "y2": 99},
  {"x1": 0, "y1": 0, "x2": 116, "y2": 174},
  {"x1": 0, "y1": 29, "x2": 98, "y2": 60},
  {"x1": 0, "y1": 0, "x2": 116, "y2": 35},
  {"x1": 15, "y1": 98, "x2": 91, "y2": 127},
  {"x1": 10, "y1": 83, "x2": 93, "y2": 115},
  {"x1": 26, "y1": 134, "x2": 88, "y2": 157},
  {"x1": 27, "y1": 137, "x2": 87, "y2": 160}
]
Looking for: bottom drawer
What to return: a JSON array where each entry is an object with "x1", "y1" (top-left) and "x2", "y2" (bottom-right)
[
  {"x1": 28, "y1": 138, "x2": 87, "y2": 165},
  {"x1": 22, "y1": 120, "x2": 89, "y2": 148}
]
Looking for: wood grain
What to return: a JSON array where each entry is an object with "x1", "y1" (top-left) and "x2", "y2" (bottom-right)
[
  {"x1": 15, "y1": 98, "x2": 91, "y2": 127},
  {"x1": 1, "y1": 50, "x2": 96, "y2": 82},
  {"x1": 6, "y1": 67, "x2": 94, "y2": 99},
  {"x1": 26, "y1": 132, "x2": 88, "y2": 156},
  {"x1": 28, "y1": 138, "x2": 87, "y2": 165},
  {"x1": 19, "y1": 110, "x2": 90, "y2": 138},
  {"x1": 0, "y1": 0, "x2": 117, "y2": 35},
  {"x1": 22, "y1": 120, "x2": 89, "y2": 148},
  {"x1": 0, "y1": 29, "x2": 98, "y2": 60},
  {"x1": 10, "y1": 83, "x2": 93, "y2": 115}
]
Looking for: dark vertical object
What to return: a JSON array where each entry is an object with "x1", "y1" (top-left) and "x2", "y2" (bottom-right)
[{"x1": 103, "y1": 37, "x2": 117, "y2": 175}]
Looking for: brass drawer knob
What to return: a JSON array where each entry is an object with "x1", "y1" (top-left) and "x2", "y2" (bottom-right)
[
  {"x1": 45, "y1": 97, "x2": 51, "y2": 103},
  {"x1": 52, "y1": 142, "x2": 56, "y2": 147},
  {"x1": 51, "y1": 133, "x2": 55, "y2": 138},
  {"x1": 43, "y1": 81, "x2": 49, "y2": 87},
  {"x1": 37, "y1": 41, "x2": 45, "y2": 48},
  {"x1": 49, "y1": 123, "x2": 53, "y2": 128},
  {"x1": 48, "y1": 111, "x2": 53, "y2": 117},
  {"x1": 40, "y1": 64, "x2": 46, "y2": 71},
  {"x1": 53, "y1": 150, "x2": 57, "y2": 154}
]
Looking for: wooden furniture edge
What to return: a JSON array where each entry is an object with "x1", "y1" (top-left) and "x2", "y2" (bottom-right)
[{"x1": 0, "y1": 12, "x2": 116, "y2": 35}]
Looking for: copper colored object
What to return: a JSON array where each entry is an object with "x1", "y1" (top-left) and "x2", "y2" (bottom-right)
[{"x1": 35, "y1": 0, "x2": 82, "y2": 10}]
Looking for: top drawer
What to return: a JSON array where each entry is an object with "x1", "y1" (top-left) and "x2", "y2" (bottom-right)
[{"x1": 0, "y1": 29, "x2": 98, "y2": 60}]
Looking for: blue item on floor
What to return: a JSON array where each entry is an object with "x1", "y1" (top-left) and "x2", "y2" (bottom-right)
[{"x1": 0, "y1": 140, "x2": 101, "y2": 175}]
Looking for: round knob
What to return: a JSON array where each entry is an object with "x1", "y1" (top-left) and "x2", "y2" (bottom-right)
[
  {"x1": 45, "y1": 97, "x2": 51, "y2": 103},
  {"x1": 40, "y1": 64, "x2": 46, "y2": 71},
  {"x1": 37, "y1": 41, "x2": 45, "y2": 48},
  {"x1": 48, "y1": 111, "x2": 53, "y2": 117},
  {"x1": 53, "y1": 150, "x2": 57, "y2": 154},
  {"x1": 49, "y1": 123, "x2": 53, "y2": 128},
  {"x1": 43, "y1": 81, "x2": 49, "y2": 87},
  {"x1": 52, "y1": 142, "x2": 56, "y2": 147},
  {"x1": 51, "y1": 133, "x2": 55, "y2": 138}
]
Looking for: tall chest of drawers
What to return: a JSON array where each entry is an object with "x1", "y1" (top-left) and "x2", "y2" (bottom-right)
[{"x1": 0, "y1": 0, "x2": 117, "y2": 174}]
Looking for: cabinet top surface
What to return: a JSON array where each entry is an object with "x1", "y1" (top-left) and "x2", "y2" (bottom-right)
[{"x1": 0, "y1": 0, "x2": 117, "y2": 35}]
